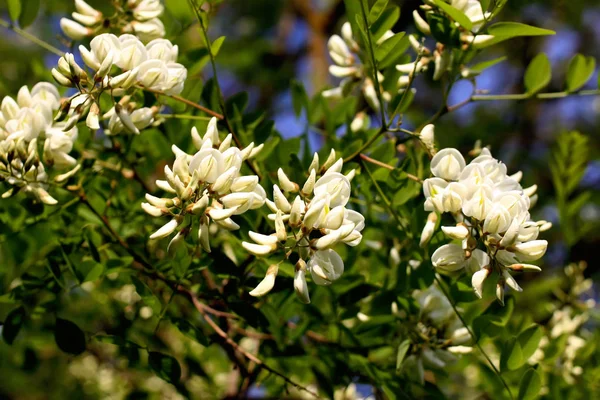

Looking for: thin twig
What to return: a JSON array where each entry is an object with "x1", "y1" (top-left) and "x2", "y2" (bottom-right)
[
  {"x1": 359, "y1": 154, "x2": 421, "y2": 183},
  {"x1": 186, "y1": 0, "x2": 262, "y2": 179},
  {"x1": 0, "y1": 18, "x2": 64, "y2": 56},
  {"x1": 158, "y1": 113, "x2": 213, "y2": 121},
  {"x1": 434, "y1": 275, "x2": 514, "y2": 400},
  {"x1": 471, "y1": 89, "x2": 600, "y2": 101},
  {"x1": 189, "y1": 292, "x2": 321, "y2": 399},
  {"x1": 142, "y1": 87, "x2": 224, "y2": 119},
  {"x1": 359, "y1": 158, "x2": 412, "y2": 236},
  {"x1": 358, "y1": 0, "x2": 386, "y2": 127}
]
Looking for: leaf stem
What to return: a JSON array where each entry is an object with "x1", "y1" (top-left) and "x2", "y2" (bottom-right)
[
  {"x1": 186, "y1": 0, "x2": 262, "y2": 179},
  {"x1": 157, "y1": 113, "x2": 213, "y2": 121},
  {"x1": 141, "y1": 86, "x2": 224, "y2": 119},
  {"x1": 358, "y1": 0, "x2": 386, "y2": 127},
  {"x1": 0, "y1": 18, "x2": 64, "y2": 56},
  {"x1": 360, "y1": 158, "x2": 412, "y2": 236},
  {"x1": 359, "y1": 153, "x2": 421, "y2": 183},
  {"x1": 434, "y1": 275, "x2": 514, "y2": 400}
]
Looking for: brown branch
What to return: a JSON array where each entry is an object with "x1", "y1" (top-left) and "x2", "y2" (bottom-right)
[
  {"x1": 359, "y1": 154, "x2": 422, "y2": 183},
  {"x1": 141, "y1": 86, "x2": 224, "y2": 119},
  {"x1": 189, "y1": 292, "x2": 321, "y2": 399}
]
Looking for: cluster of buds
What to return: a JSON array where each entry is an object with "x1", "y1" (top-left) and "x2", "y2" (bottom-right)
[
  {"x1": 0, "y1": 83, "x2": 80, "y2": 204},
  {"x1": 52, "y1": 34, "x2": 186, "y2": 134},
  {"x1": 323, "y1": 22, "x2": 393, "y2": 112},
  {"x1": 420, "y1": 145, "x2": 550, "y2": 304},
  {"x1": 242, "y1": 151, "x2": 365, "y2": 303},
  {"x1": 400, "y1": 285, "x2": 472, "y2": 384},
  {"x1": 142, "y1": 117, "x2": 265, "y2": 251},
  {"x1": 61, "y1": 0, "x2": 165, "y2": 43}
]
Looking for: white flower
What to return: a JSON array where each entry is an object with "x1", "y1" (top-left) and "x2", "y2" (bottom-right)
[
  {"x1": 424, "y1": 146, "x2": 548, "y2": 303},
  {"x1": 308, "y1": 249, "x2": 344, "y2": 285},
  {"x1": 60, "y1": 18, "x2": 92, "y2": 40},
  {"x1": 143, "y1": 118, "x2": 264, "y2": 250},
  {"x1": 431, "y1": 244, "x2": 465, "y2": 272},
  {"x1": 146, "y1": 39, "x2": 179, "y2": 62},
  {"x1": 420, "y1": 212, "x2": 438, "y2": 247},
  {"x1": 430, "y1": 148, "x2": 466, "y2": 180},
  {"x1": 471, "y1": 267, "x2": 490, "y2": 298},
  {"x1": 313, "y1": 173, "x2": 351, "y2": 208},
  {"x1": 419, "y1": 124, "x2": 436, "y2": 153},
  {"x1": 249, "y1": 264, "x2": 278, "y2": 297}
]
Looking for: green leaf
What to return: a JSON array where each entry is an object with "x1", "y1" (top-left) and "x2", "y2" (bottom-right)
[
  {"x1": 83, "y1": 262, "x2": 105, "y2": 282},
  {"x1": 390, "y1": 88, "x2": 415, "y2": 116},
  {"x1": 485, "y1": 295, "x2": 515, "y2": 326},
  {"x1": 370, "y1": 6, "x2": 400, "y2": 42},
  {"x1": 130, "y1": 276, "x2": 162, "y2": 314},
  {"x1": 427, "y1": 13, "x2": 462, "y2": 47},
  {"x1": 54, "y1": 318, "x2": 86, "y2": 355},
  {"x1": 7, "y1": 0, "x2": 21, "y2": 23},
  {"x1": 375, "y1": 32, "x2": 405, "y2": 62},
  {"x1": 395, "y1": 339, "x2": 410, "y2": 371},
  {"x1": 148, "y1": 352, "x2": 181, "y2": 384},
  {"x1": 2, "y1": 306, "x2": 25, "y2": 344},
  {"x1": 565, "y1": 54, "x2": 596, "y2": 92},
  {"x1": 85, "y1": 231, "x2": 101, "y2": 263},
  {"x1": 378, "y1": 35, "x2": 410, "y2": 69},
  {"x1": 368, "y1": 0, "x2": 388, "y2": 25},
  {"x1": 487, "y1": 22, "x2": 556, "y2": 38},
  {"x1": 18, "y1": 0, "x2": 39, "y2": 28},
  {"x1": 501, "y1": 336, "x2": 524, "y2": 371},
  {"x1": 524, "y1": 53, "x2": 551, "y2": 94},
  {"x1": 211, "y1": 36, "x2": 226, "y2": 57},
  {"x1": 518, "y1": 325, "x2": 544, "y2": 361},
  {"x1": 518, "y1": 368, "x2": 542, "y2": 400},
  {"x1": 171, "y1": 318, "x2": 208, "y2": 346},
  {"x1": 469, "y1": 56, "x2": 507, "y2": 74},
  {"x1": 291, "y1": 80, "x2": 309, "y2": 117},
  {"x1": 432, "y1": 0, "x2": 473, "y2": 30}
]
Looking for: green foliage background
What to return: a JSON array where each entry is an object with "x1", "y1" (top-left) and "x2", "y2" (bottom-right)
[{"x1": 0, "y1": 0, "x2": 598, "y2": 399}]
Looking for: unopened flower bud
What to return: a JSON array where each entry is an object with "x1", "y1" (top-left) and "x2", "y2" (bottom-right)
[
  {"x1": 419, "y1": 212, "x2": 438, "y2": 247},
  {"x1": 60, "y1": 18, "x2": 92, "y2": 40},
  {"x1": 249, "y1": 264, "x2": 279, "y2": 297},
  {"x1": 277, "y1": 168, "x2": 298, "y2": 192}
]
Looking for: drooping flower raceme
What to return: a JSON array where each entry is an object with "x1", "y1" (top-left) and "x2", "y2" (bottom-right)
[
  {"x1": 0, "y1": 83, "x2": 80, "y2": 204},
  {"x1": 422, "y1": 147, "x2": 550, "y2": 304},
  {"x1": 61, "y1": 0, "x2": 165, "y2": 43},
  {"x1": 242, "y1": 151, "x2": 364, "y2": 303},
  {"x1": 52, "y1": 34, "x2": 187, "y2": 135},
  {"x1": 142, "y1": 117, "x2": 265, "y2": 251}
]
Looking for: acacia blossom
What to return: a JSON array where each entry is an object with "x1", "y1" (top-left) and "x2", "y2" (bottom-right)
[
  {"x1": 61, "y1": 0, "x2": 165, "y2": 43},
  {"x1": 0, "y1": 83, "x2": 79, "y2": 204},
  {"x1": 142, "y1": 117, "x2": 265, "y2": 251},
  {"x1": 52, "y1": 34, "x2": 187, "y2": 134},
  {"x1": 421, "y1": 146, "x2": 550, "y2": 304},
  {"x1": 242, "y1": 150, "x2": 364, "y2": 303}
]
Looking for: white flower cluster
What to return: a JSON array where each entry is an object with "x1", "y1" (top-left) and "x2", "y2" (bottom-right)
[
  {"x1": 402, "y1": 285, "x2": 471, "y2": 384},
  {"x1": 414, "y1": 0, "x2": 492, "y2": 42},
  {"x1": 421, "y1": 146, "x2": 550, "y2": 304},
  {"x1": 61, "y1": 0, "x2": 165, "y2": 43},
  {"x1": 142, "y1": 117, "x2": 265, "y2": 251},
  {"x1": 324, "y1": 22, "x2": 393, "y2": 112},
  {"x1": 52, "y1": 33, "x2": 187, "y2": 134},
  {"x1": 0, "y1": 83, "x2": 80, "y2": 204},
  {"x1": 242, "y1": 151, "x2": 364, "y2": 303}
]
